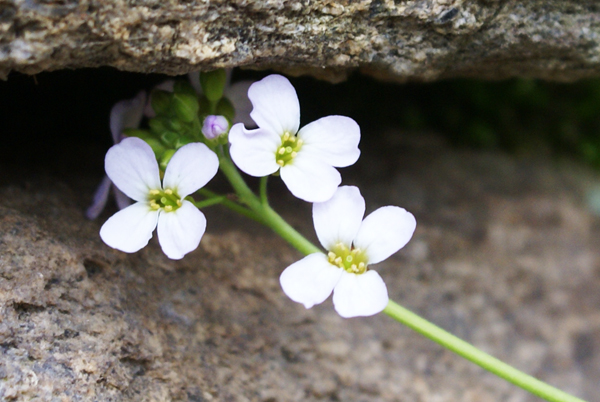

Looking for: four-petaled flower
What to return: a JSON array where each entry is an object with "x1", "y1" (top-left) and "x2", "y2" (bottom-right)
[
  {"x1": 229, "y1": 74, "x2": 361, "y2": 202},
  {"x1": 280, "y1": 186, "x2": 416, "y2": 318},
  {"x1": 100, "y1": 137, "x2": 219, "y2": 260}
]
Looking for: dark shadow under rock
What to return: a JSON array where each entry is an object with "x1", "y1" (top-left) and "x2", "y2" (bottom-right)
[{"x1": 1, "y1": 132, "x2": 600, "y2": 401}]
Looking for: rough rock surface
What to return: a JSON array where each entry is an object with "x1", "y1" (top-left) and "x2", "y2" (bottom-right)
[
  {"x1": 2, "y1": 0, "x2": 600, "y2": 81},
  {"x1": 1, "y1": 132, "x2": 600, "y2": 401}
]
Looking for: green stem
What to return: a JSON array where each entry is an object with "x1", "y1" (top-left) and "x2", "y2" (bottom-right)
[
  {"x1": 196, "y1": 188, "x2": 264, "y2": 224},
  {"x1": 191, "y1": 196, "x2": 226, "y2": 209},
  {"x1": 383, "y1": 301, "x2": 586, "y2": 402},
  {"x1": 215, "y1": 147, "x2": 585, "y2": 402},
  {"x1": 217, "y1": 151, "x2": 320, "y2": 255},
  {"x1": 260, "y1": 176, "x2": 269, "y2": 206}
]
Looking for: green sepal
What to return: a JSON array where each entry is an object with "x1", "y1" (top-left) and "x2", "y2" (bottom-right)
[
  {"x1": 174, "y1": 134, "x2": 195, "y2": 149},
  {"x1": 173, "y1": 92, "x2": 200, "y2": 123},
  {"x1": 160, "y1": 131, "x2": 180, "y2": 146},
  {"x1": 149, "y1": 117, "x2": 170, "y2": 135},
  {"x1": 159, "y1": 149, "x2": 176, "y2": 171},
  {"x1": 200, "y1": 69, "x2": 227, "y2": 102},
  {"x1": 173, "y1": 81, "x2": 198, "y2": 98},
  {"x1": 150, "y1": 90, "x2": 172, "y2": 116}
]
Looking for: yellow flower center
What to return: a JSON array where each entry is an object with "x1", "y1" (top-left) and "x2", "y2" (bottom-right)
[
  {"x1": 275, "y1": 132, "x2": 303, "y2": 167},
  {"x1": 327, "y1": 242, "x2": 368, "y2": 274},
  {"x1": 148, "y1": 188, "x2": 182, "y2": 212}
]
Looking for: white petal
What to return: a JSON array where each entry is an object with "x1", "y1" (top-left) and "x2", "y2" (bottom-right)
[
  {"x1": 86, "y1": 176, "x2": 112, "y2": 220},
  {"x1": 157, "y1": 200, "x2": 207, "y2": 260},
  {"x1": 226, "y1": 80, "x2": 256, "y2": 127},
  {"x1": 312, "y1": 186, "x2": 365, "y2": 250},
  {"x1": 279, "y1": 253, "x2": 343, "y2": 309},
  {"x1": 353, "y1": 206, "x2": 417, "y2": 265},
  {"x1": 248, "y1": 74, "x2": 300, "y2": 135},
  {"x1": 109, "y1": 91, "x2": 147, "y2": 143},
  {"x1": 162, "y1": 143, "x2": 219, "y2": 197},
  {"x1": 105, "y1": 137, "x2": 161, "y2": 201},
  {"x1": 332, "y1": 270, "x2": 388, "y2": 318},
  {"x1": 279, "y1": 155, "x2": 341, "y2": 202},
  {"x1": 298, "y1": 116, "x2": 361, "y2": 167},
  {"x1": 229, "y1": 123, "x2": 281, "y2": 177},
  {"x1": 99, "y1": 202, "x2": 159, "y2": 253}
]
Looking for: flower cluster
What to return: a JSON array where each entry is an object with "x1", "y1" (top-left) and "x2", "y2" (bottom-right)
[{"x1": 95, "y1": 72, "x2": 416, "y2": 318}]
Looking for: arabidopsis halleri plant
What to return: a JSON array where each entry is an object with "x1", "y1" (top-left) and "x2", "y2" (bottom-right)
[
  {"x1": 229, "y1": 75, "x2": 361, "y2": 202},
  {"x1": 280, "y1": 186, "x2": 416, "y2": 318},
  {"x1": 100, "y1": 137, "x2": 219, "y2": 259},
  {"x1": 86, "y1": 91, "x2": 147, "y2": 219}
]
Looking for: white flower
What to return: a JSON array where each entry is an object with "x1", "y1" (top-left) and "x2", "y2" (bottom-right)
[
  {"x1": 86, "y1": 91, "x2": 146, "y2": 219},
  {"x1": 99, "y1": 137, "x2": 219, "y2": 259},
  {"x1": 279, "y1": 186, "x2": 416, "y2": 318},
  {"x1": 228, "y1": 74, "x2": 361, "y2": 202}
]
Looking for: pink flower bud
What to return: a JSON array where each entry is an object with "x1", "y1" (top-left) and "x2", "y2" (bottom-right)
[{"x1": 202, "y1": 115, "x2": 229, "y2": 139}]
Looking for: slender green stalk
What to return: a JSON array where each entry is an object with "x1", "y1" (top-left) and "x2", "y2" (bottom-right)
[
  {"x1": 217, "y1": 151, "x2": 320, "y2": 255},
  {"x1": 214, "y1": 146, "x2": 585, "y2": 402},
  {"x1": 383, "y1": 301, "x2": 586, "y2": 402},
  {"x1": 192, "y1": 196, "x2": 227, "y2": 209},
  {"x1": 196, "y1": 188, "x2": 264, "y2": 224},
  {"x1": 260, "y1": 176, "x2": 269, "y2": 206}
]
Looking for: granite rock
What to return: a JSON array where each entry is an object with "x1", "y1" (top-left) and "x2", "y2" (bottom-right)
[
  {"x1": 1, "y1": 133, "x2": 600, "y2": 401},
  {"x1": 2, "y1": 1, "x2": 600, "y2": 81}
]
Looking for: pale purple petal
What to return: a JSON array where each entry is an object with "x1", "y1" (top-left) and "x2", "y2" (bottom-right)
[
  {"x1": 99, "y1": 202, "x2": 159, "y2": 253},
  {"x1": 279, "y1": 155, "x2": 341, "y2": 202},
  {"x1": 229, "y1": 123, "x2": 281, "y2": 177},
  {"x1": 312, "y1": 186, "x2": 365, "y2": 250},
  {"x1": 86, "y1": 175, "x2": 112, "y2": 220},
  {"x1": 226, "y1": 80, "x2": 256, "y2": 127},
  {"x1": 248, "y1": 74, "x2": 300, "y2": 135},
  {"x1": 114, "y1": 187, "x2": 132, "y2": 210},
  {"x1": 110, "y1": 91, "x2": 147, "y2": 144},
  {"x1": 157, "y1": 200, "x2": 206, "y2": 260},
  {"x1": 163, "y1": 143, "x2": 219, "y2": 197},
  {"x1": 202, "y1": 115, "x2": 229, "y2": 139},
  {"x1": 332, "y1": 270, "x2": 389, "y2": 318},
  {"x1": 105, "y1": 137, "x2": 161, "y2": 201},
  {"x1": 279, "y1": 253, "x2": 343, "y2": 309},
  {"x1": 298, "y1": 116, "x2": 361, "y2": 167},
  {"x1": 353, "y1": 206, "x2": 417, "y2": 265}
]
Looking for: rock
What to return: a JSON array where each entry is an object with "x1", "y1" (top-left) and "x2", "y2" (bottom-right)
[
  {"x1": 2, "y1": 1, "x2": 600, "y2": 81},
  {"x1": 1, "y1": 133, "x2": 600, "y2": 401}
]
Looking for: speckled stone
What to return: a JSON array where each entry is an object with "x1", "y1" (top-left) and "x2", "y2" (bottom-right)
[
  {"x1": 1, "y1": 133, "x2": 600, "y2": 400},
  {"x1": 2, "y1": 1, "x2": 600, "y2": 81}
]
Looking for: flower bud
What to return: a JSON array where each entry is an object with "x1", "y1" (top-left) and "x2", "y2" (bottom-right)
[
  {"x1": 202, "y1": 115, "x2": 229, "y2": 140},
  {"x1": 173, "y1": 93, "x2": 200, "y2": 123},
  {"x1": 150, "y1": 90, "x2": 172, "y2": 116},
  {"x1": 200, "y1": 69, "x2": 227, "y2": 102}
]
